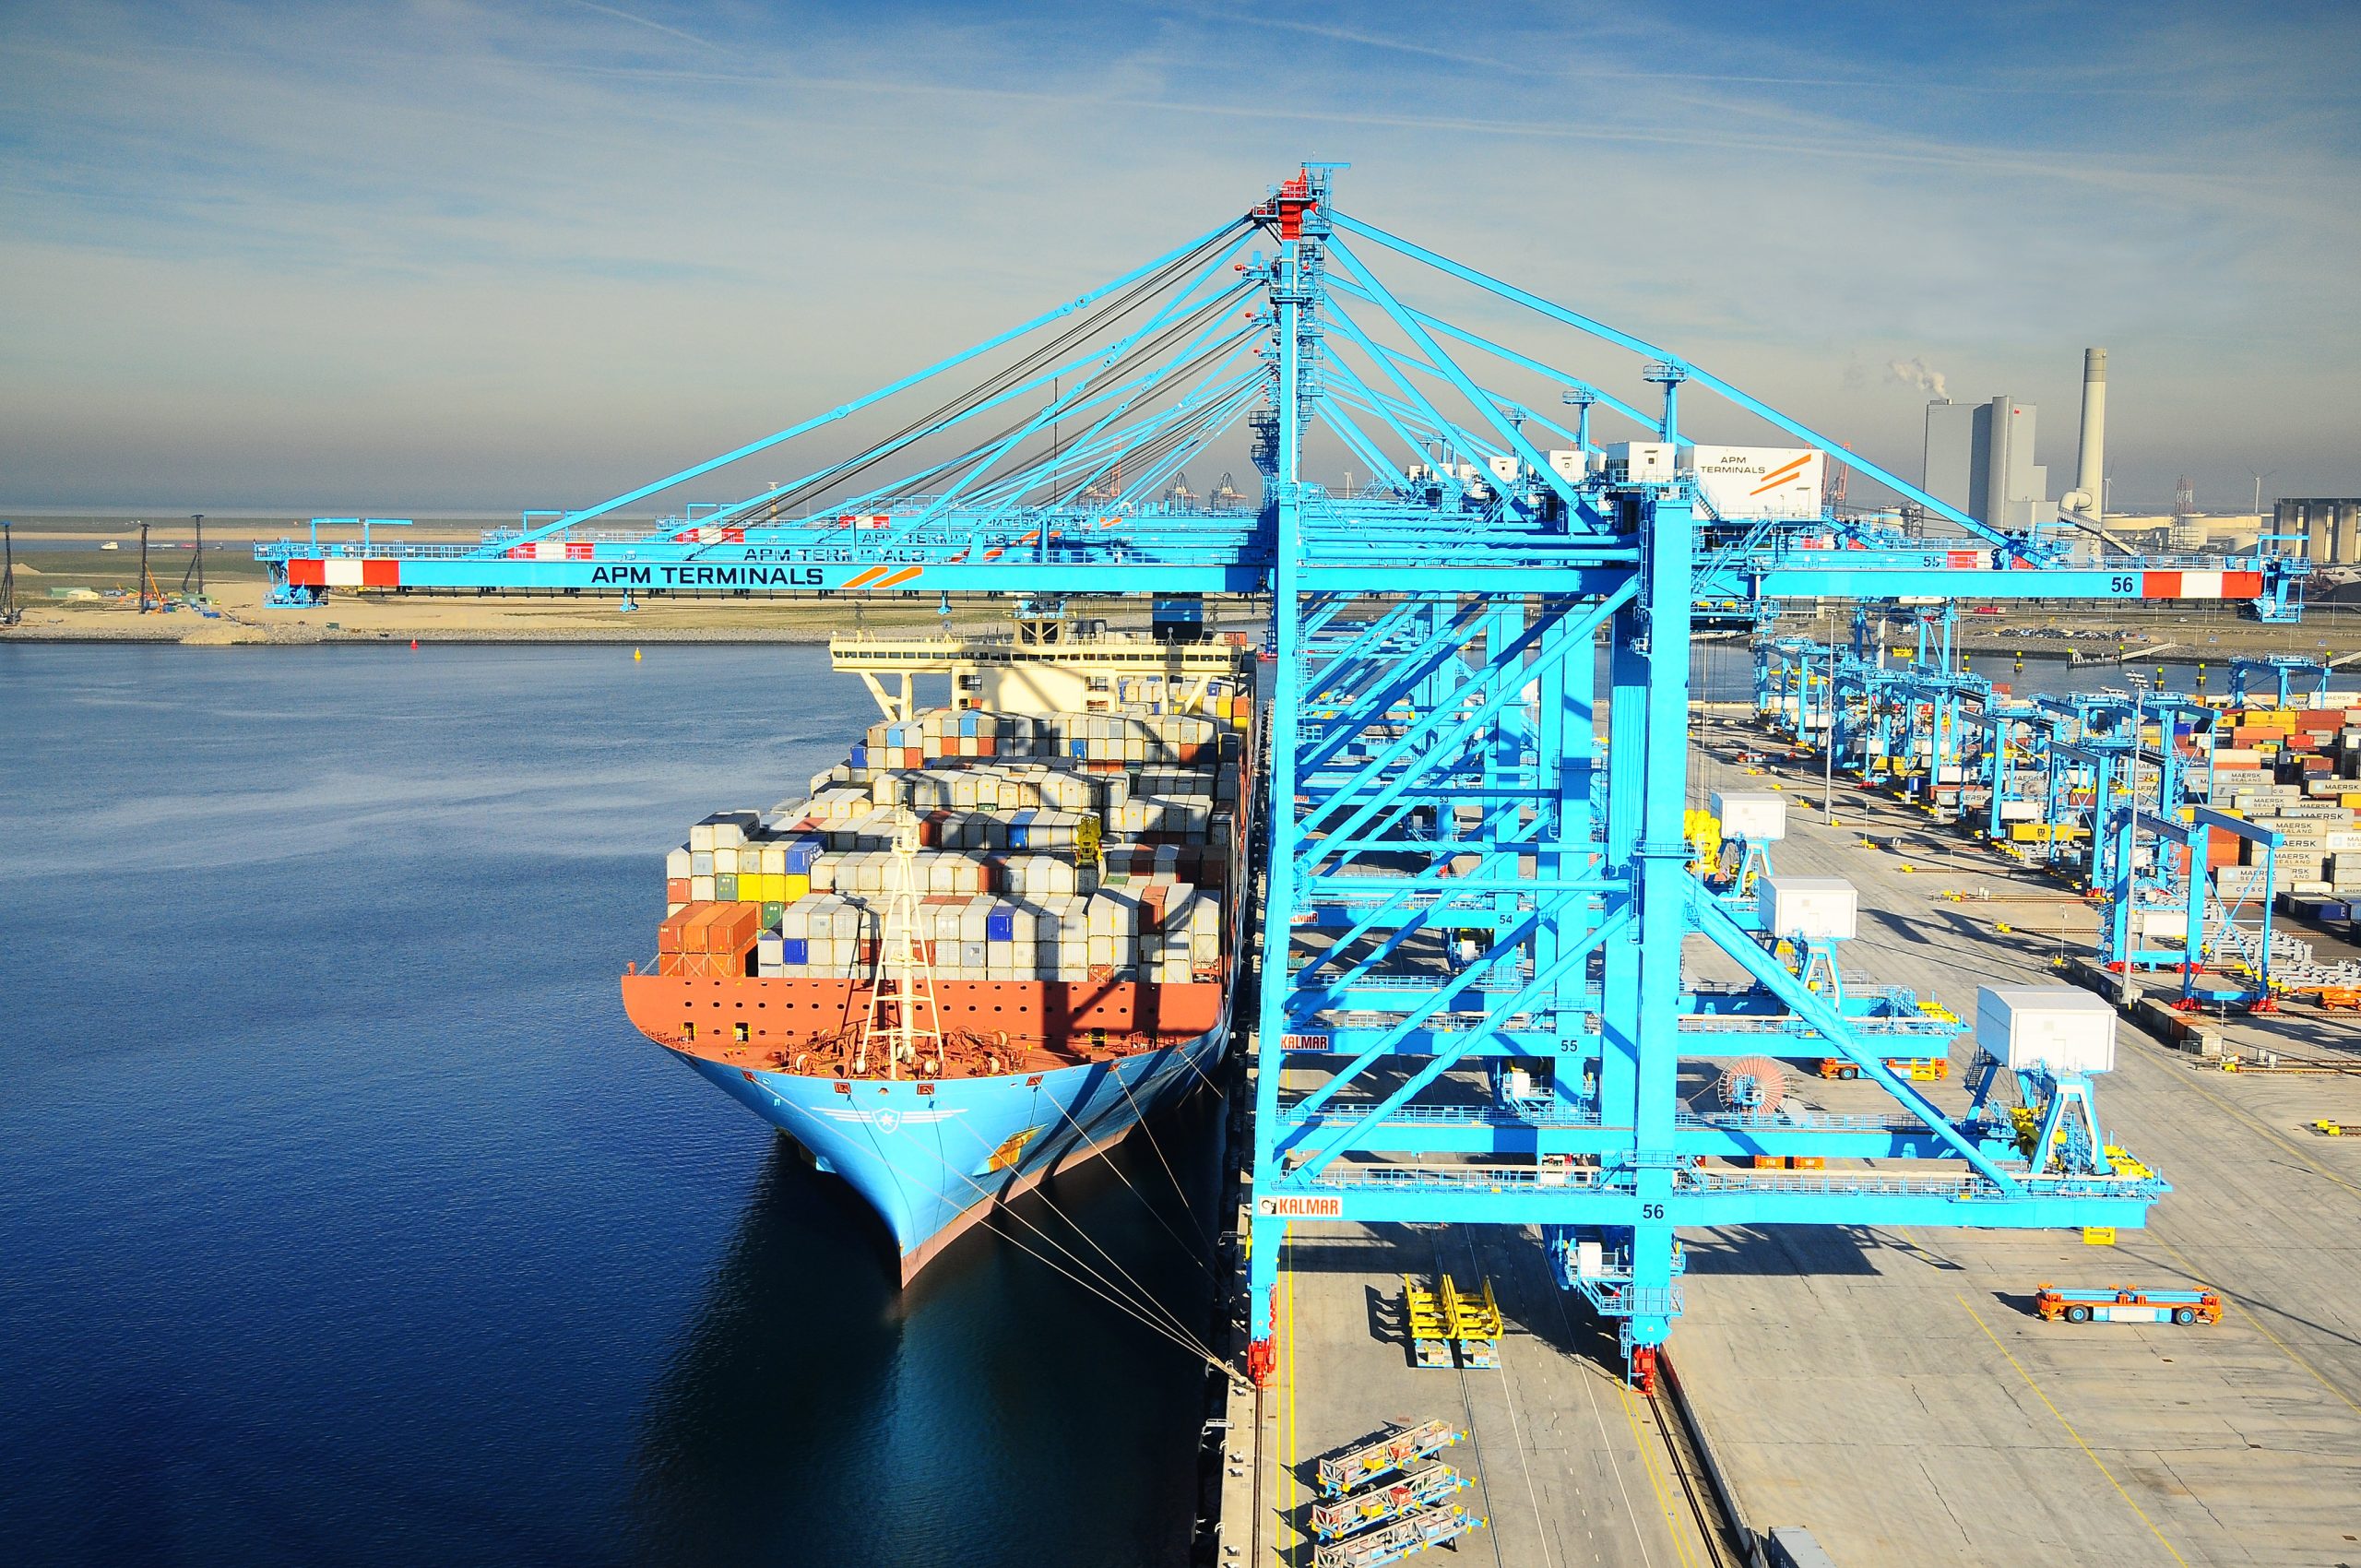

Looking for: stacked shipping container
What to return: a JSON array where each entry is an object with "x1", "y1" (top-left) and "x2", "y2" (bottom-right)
[
  {"x1": 653, "y1": 703, "x2": 1242, "y2": 985},
  {"x1": 2195, "y1": 703, "x2": 2361, "y2": 906}
]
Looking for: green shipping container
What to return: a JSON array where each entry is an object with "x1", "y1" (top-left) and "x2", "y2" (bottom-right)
[
  {"x1": 762, "y1": 900, "x2": 785, "y2": 930},
  {"x1": 716, "y1": 873, "x2": 738, "y2": 900}
]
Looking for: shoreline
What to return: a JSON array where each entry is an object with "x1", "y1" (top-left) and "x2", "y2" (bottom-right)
[{"x1": 0, "y1": 623, "x2": 849, "y2": 647}]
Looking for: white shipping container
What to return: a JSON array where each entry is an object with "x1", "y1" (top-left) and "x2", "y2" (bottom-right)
[
  {"x1": 1758, "y1": 875, "x2": 1858, "y2": 941},
  {"x1": 1976, "y1": 986, "x2": 2117, "y2": 1075},
  {"x1": 1710, "y1": 790, "x2": 1786, "y2": 842}
]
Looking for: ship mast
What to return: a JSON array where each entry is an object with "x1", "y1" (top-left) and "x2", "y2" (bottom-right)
[{"x1": 860, "y1": 808, "x2": 944, "y2": 1079}]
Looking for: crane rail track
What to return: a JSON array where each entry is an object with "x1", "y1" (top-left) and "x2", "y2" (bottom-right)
[{"x1": 1654, "y1": 1349, "x2": 1762, "y2": 1568}]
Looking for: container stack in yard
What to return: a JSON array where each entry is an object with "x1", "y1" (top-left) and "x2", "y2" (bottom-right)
[
  {"x1": 650, "y1": 706, "x2": 1240, "y2": 986},
  {"x1": 2201, "y1": 700, "x2": 2361, "y2": 937}
]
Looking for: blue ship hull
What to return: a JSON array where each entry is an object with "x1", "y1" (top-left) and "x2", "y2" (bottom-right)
[{"x1": 674, "y1": 1022, "x2": 1228, "y2": 1280}]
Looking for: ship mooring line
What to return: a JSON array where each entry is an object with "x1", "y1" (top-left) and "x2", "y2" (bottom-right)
[
  {"x1": 862, "y1": 1106, "x2": 1226, "y2": 1366},
  {"x1": 762, "y1": 1086, "x2": 1227, "y2": 1370},
  {"x1": 1114, "y1": 1064, "x2": 1219, "y2": 1256},
  {"x1": 930, "y1": 1107, "x2": 1221, "y2": 1341},
  {"x1": 1953, "y1": 1291, "x2": 2191, "y2": 1568},
  {"x1": 1038, "y1": 1071, "x2": 1217, "y2": 1277}
]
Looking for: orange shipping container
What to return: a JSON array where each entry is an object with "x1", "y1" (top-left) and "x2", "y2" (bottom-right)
[
  {"x1": 707, "y1": 901, "x2": 763, "y2": 958},
  {"x1": 658, "y1": 906, "x2": 701, "y2": 954},
  {"x1": 681, "y1": 902, "x2": 728, "y2": 954}
]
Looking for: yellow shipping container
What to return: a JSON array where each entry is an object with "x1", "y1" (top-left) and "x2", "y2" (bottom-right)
[
  {"x1": 2011, "y1": 823, "x2": 2086, "y2": 843},
  {"x1": 781, "y1": 873, "x2": 811, "y2": 901}
]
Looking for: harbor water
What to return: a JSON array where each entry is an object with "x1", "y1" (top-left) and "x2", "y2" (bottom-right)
[{"x1": 0, "y1": 643, "x2": 1223, "y2": 1568}]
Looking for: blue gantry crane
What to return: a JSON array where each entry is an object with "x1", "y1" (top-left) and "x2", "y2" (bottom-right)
[{"x1": 259, "y1": 167, "x2": 2304, "y2": 1389}]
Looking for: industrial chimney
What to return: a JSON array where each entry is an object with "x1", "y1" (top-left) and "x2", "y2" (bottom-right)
[{"x1": 2065, "y1": 348, "x2": 2106, "y2": 517}]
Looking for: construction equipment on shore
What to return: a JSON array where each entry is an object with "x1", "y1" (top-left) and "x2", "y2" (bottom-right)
[
  {"x1": 1, "y1": 520, "x2": 19, "y2": 627},
  {"x1": 180, "y1": 513, "x2": 207, "y2": 602},
  {"x1": 1316, "y1": 1420, "x2": 1464, "y2": 1498},
  {"x1": 2035, "y1": 1283, "x2": 2222, "y2": 1325}
]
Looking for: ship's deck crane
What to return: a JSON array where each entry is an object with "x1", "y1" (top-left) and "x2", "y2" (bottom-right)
[{"x1": 255, "y1": 166, "x2": 2307, "y2": 1388}]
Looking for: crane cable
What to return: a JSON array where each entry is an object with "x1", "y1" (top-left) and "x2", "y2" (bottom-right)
[
  {"x1": 931, "y1": 303, "x2": 1261, "y2": 507},
  {"x1": 765, "y1": 223, "x2": 1251, "y2": 517},
  {"x1": 1110, "y1": 1064, "x2": 1216, "y2": 1256},
  {"x1": 860, "y1": 297, "x2": 1258, "y2": 517}
]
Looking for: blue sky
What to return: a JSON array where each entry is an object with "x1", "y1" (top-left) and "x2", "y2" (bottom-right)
[{"x1": 3, "y1": 0, "x2": 2356, "y2": 514}]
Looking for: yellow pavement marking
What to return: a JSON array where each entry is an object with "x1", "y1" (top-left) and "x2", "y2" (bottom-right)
[
  {"x1": 1954, "y1": 1292, "x2": 2190, "y2": 1568},
  {"x1": 2170, "y1": 1070, "x2": 2361, "y2": 1199},
  {"x1": 1280, "y1": 1228, "x2": 1297, "y2": 1567},
  {"x1": 2146, "y1": 1234, "x2": 2361, "y2": 1420},
  {"x1": 1615, "y1": 1377, "x2": 1702, "y2": 1568}
]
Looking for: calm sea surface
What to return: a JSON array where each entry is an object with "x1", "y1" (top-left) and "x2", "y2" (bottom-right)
[{"x1": 0, "y1": 644, "x2": 1222, "y2": 1568}]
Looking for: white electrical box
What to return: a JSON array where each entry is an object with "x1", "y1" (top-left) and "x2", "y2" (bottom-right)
[
  {"x1": 1548, "y1": 448, "x2": 1595, "y2": 481},
  {"x1": 1487, "y1": 454, "x2": 1520, "y2": 484},
  {"x1": 1976, "y1": 986, "x2": 2117, "y2": 1075},
  {"x1": 1758, "y1": 875, "x2": 1857, "y2": 940},
  {"x1": 1605, "y1": 442, "x2": 1676, "y2": 482},
  {"x1": 2135, "y1": 908, "x2": 2189, "y2": 941},
  {"x1": 1711, "y1": 790, "x2": 1787, "y2": 842},
  {"x1": 1576, "y1": 1240, "x2": 1606, "y2": 1279}
]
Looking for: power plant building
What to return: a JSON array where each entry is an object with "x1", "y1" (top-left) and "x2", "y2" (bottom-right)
[
  {"x1": 1921, "y1": 396, "x2": 2049, "y2": 533},
  {"x1": 2276, "y1": 496, "x2": 2361, "y2": 564}
]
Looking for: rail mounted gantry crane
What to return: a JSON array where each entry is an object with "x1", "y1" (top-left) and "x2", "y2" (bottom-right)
[
  {"x1": 1756, "y1": 626, "x2": 2315, "y2": 1007},
  {"x1": 255, "y1": 167, "x2": 2306, "y2": 1388}
]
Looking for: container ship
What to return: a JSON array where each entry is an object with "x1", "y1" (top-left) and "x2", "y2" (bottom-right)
[{"x1": 622, "y1": 621, "x2": 1258, "y2": 1281}]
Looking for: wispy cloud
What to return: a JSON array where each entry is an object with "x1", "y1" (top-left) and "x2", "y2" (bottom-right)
[{"x1": 0, "y1": 0, "x2": 2355, "y2": 512}]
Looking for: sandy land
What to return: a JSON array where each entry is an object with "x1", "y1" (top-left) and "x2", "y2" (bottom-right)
[{"x1": 1, "y1": 576, "x2": 979, "y2": 646}]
